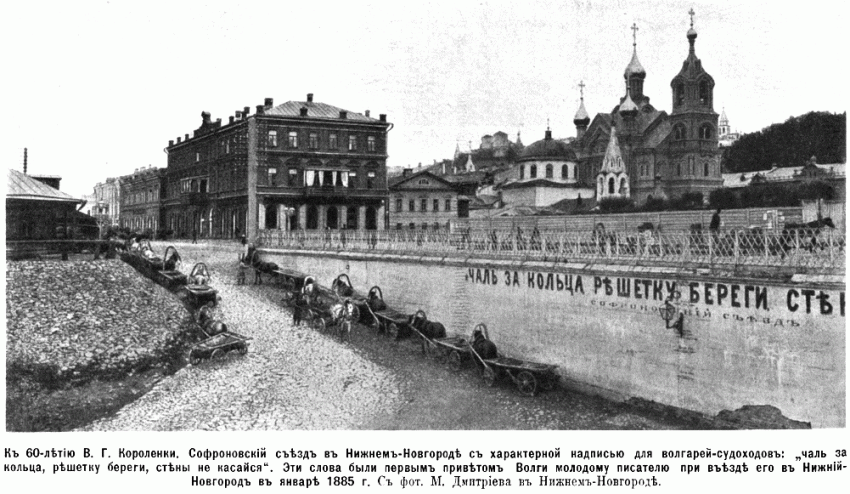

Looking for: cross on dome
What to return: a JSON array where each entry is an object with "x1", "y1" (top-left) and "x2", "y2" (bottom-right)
[
  {"x1": 689, "y1": 8, "x2": 695, "y2": 28},
  {"x1": 578, "y1": 80, "x2": 586, "y2": 100},
  {"x1": 631, "y1": 23, "x2": 639, "y2": 47}
]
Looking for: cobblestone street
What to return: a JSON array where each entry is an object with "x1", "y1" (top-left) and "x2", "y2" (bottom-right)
[{"x1": 83, "y1": 241, "x2": 695, "y2": 431}]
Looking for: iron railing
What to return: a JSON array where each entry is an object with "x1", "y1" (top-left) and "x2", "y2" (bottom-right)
[{"x1": 258, "y1": 228, "x2": 846, "y2": 274}]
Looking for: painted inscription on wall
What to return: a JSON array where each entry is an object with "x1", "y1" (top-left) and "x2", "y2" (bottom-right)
[{"x1": 465, "y1": 268, "x2": 845, "y2": 326}]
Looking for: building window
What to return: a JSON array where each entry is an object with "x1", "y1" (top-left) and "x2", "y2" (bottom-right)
[
  {"x1": 530, "y1": 164, "x2": 537, "y2": 179},
  {"x1": 348, "y1": 135, "x2": 357, "y2": 151},
  {"x1": 676, "y1": 84, "x2": 685, "y2": 107},
  {"x1": 433, "y1": 222, "x2": 440, "y2": 230},
  {"x1": 329, "y1": 133, "x2": 338, "y2": 149},
  {"x1": 421, "y1": 223, "x2": 428, "y2": 230},
  {"x1": 409, "y1": 200, "x2": 415, "y2": 212},
  {"x1": 195, "y1": 152, "x2": 200, "y2": 162},
  {"x1": 608, "y1": 177, "x2": 615, "y2": 194},
  {"x1": 226, "y1": 139, "x2": 230, "y2": 154},
  {"x1": 674, "y1": 124, "x2": 687, "y2": 140},
  {"x1": 288, "y1": 168, "x2": 298, "y2": 187},
  {"x1": 677, "y1": 162, "x2": 682, "y2": 176},
  {"x1": 366, "y1": 171, "x2": 375, "y2": 188},
  {"x1": 268, "y1": 168, "x2": 277, "y2": 186},
  {"x1": 445, "y1": 199, "x2": 451, "y2": 212},
  {"x1": 433, "y1": 199, "x2": 439, "y2": 212},
  {"x1": 421, "y1": 198, "x2": 428, "y2": 212},
  {"x1": 409, "y1": 223, "x2": 415, "y2": 230},
  {"x1": 348, "y1": 171, "x2": 357, "y2": 188},
  {"x1": 309, "y1": 132, "x2": 319, "y2": 149},
  {"x1": 396, "y1": 198, "x2": 403, "y2": 212},
  {"x1": 704, "y1": 162, "x2": 710, "y2": 176},
  {"x1": 418, "y1": 179, "x2": 429, "y2": 185},
  {"x1": 396, "y1": 223, "x2": 402, "y2": 230},
  {"x1": 545, "y1": 164, "x2": 553, "y2": 178},
  {"x1": 267, "y1": 130, "x2": 278, "y2": 147},
  {"x1": 367, "y1": 136, "x2": 376, "y2": 152},
  {"x1": 288, "y1": 131, "x2": 298, "y2": 148},
  {"x1": 699, "y1": 124, "x2": 713, "y2": 139},
  {"x1": 519, "y1": 165, "x2": 525, "y2": 180},
  {"x1": 561, "y1": 164, "x2": 568, "y2": 179},
  {"x1": 699, "y1": 81, "x2": 710, "y2": 106}
]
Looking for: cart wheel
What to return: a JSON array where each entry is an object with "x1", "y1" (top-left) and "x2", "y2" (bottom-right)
[
  {"x1": 517, "y1": 371, "x2": 538, "y2": 397},
  {"x1": 313, "y1": 318, "x2": 326, "y2": 332},
  {"x1": 387, "y1": 322, "x2": 400, "y2": 339},
  {"x1": 482, "y1": 366, "x2": 497, "y2": 387},
  {"x1": 237, "y1": 344, "x2": 248, "y2": 355},
  {"x1": 188, "y1": 352, "x2": 202, "y2": 366},
  {"x1": 210, "y1": 349, "x2": 224, "y2": 361},
  {"x1": 448, "y1": 350, "x2": 463, "y2": 372}
]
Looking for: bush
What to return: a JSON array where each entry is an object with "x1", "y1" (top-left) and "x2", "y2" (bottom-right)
[
  {"x1": 643, "y1": 195, "x2": 667, "y2": 211},
  {"x1": 598, "y1": 197, "x2": 635, "y2": 213}
]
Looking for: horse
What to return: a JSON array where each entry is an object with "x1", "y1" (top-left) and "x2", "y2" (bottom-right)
[
  {"x1": 471, "y1": 330, "x2": 498, "y2": 360},
  {"x1": 408, "y1": 313, "x2": 447, "y2": 339},
  {"x1": 777, "y1": 217, "x2": 836, "y2": 257}
]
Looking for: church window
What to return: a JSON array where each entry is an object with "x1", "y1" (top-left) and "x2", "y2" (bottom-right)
[
  {"x1": 699, "y1": 124, "x2": 713, "y2": 139},
  {"x1": 530, "y1": 164, "x2": 537, "y2": 179},
  {"x1": 545, "y1": 164, "x2": 553, "y2": 178},
  {"x1": 689, "y1": 156, "x2": 695, "y2": 175},
  {"x1": 608, "y1": 177, "x2": 615, "y2": 194},
  {"x1": 675, "y1": 84, "x2": 685, "y2": 107},
  {"x1": 620, "y1": 177, "x2": 627, "y2": 194},
  {"x1": 677, "y1": 163, "x2": 681, "y2": 176},
  {"x1": 561, "y1": 164, "x2": 568, "y2": 179},
  {"x1": 699, "y1": 81, "x2": 710, "y2": 106},
  {"x1": 674, "y1": 124, "x2": 687, "y2": 141},
  {"x1": 704, "y1": 162, "x2": 710, "y2": 176},
  {"x1": 519, "y1": 165, "x2": 525, "y2": 180}
]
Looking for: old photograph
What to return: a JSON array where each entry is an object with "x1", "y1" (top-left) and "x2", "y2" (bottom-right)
[{"x1": 3, "y1": 0, "x2": 847, "y2": 491}]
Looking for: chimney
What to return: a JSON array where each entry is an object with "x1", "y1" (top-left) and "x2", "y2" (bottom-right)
[
  {"x1": 215, "y1": 118, "x2": 222, "y2": 127},
  {"x1": 339, "y1": 110, "x2": 347, "y2": 119},
  {"x1": 264, "y1": 97, "x2": 273, "y2": 108},
  {"x1": 23, "y1": 147, "x2": 27, "y2": 174},
  {"x1": 169, "y1": 140, "x2": 174, "y2": 146},
  {"x1": 256, "y1": 105, "x2": 264, "y2": 115},
  {"x1": 379, "y1": 114, "x2": 387, "y2": 122},
  {"x1": 402, "y1": 168, "x2": 412, "y2": 177},
  {"x1": 184, "y1": 134, "x2": 189, "y2": 141},
  {"x1": 235, "y1": 110, "x2": 242, "y2": 120},
  {"x1": 300, "y1": 107, "x2": 308, "y2": 117},
  {"x1": 201, "y1": 111, "x2": 211, "y2": 124},
  {"x1": 177, "y1": 137, "x2": 182, "y2": 143},
  {"x1": 307, "y1": 93, "x2": 314, "y2": 102},
  {"x1": 229, "y1": 116, "x2": 234, "y2": 124},
  {"x1": 243, "y1": 106, "x2": 250, "y2": 116},
  {"x1": 365, "y1": 110, "x2": 370, "y2": 117}
]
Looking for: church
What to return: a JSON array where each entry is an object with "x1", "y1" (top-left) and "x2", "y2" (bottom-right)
[{"x1": 570, "y1": 11, "x2": 723, "y2": 205}]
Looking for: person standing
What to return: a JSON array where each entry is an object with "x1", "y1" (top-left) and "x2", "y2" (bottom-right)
[
  {"x1": 192, "y1": 229, "x2": 198, "y2": 244},
  {"x1": 709, "y1": 208, "x2": 722, "y2": 233}
]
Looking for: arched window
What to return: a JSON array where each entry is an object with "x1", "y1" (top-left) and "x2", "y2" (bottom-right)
[
  {"x1": 677, "y1": 162, "x2": 682, "y2": 176},
  {"x1": 530, "y1": 164, "x2": 537, "y2": 179},
  {"x1": 306, "y1": 205, "x2": 319, "y2": 230},
  {"x1": 674, "y1": 124, "x2": 687, "y2": 140},
  {"x1": 699, "y1": 81, "x2": 710, "y2": 106},
  {"x1": 608, "y1": 177, "x2": 615, "y2": 194},
  {"x1": 699, "y1": 124, "x2": 713, "y2": 139},
  {"x1": 561, "y1": 164, "x2": 568, "y2": 179},
  {"x1": 545, "y1": 164, "x2": 553, "y2": 178},
  {"x1": 519, "y1": 165, "x2": 524, "y2": 180},
  {"x1": 675, "y1": 84, "x2": 685, "y2": 107},
  {"x1": 704, "y1": 162, "x2": 710, "y2": 176},
  {"x1": 620, "y1": 177, "x2": 628, "y2": 195}
]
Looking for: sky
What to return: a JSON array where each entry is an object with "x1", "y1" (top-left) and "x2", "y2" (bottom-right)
[{"x1": 2, "y1": 0, "x2": 847, "y2": 198}]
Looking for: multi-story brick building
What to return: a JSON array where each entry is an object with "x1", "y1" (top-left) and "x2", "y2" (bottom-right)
[
  {"x1": 119, "y1": 166, "x2": 165, "y2": 233},
  {"x1": 163, "y1": 94, "x2": 392, "y2": 239}
]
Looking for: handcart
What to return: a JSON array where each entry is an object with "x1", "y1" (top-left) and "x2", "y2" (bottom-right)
[{"x1": 184, "y1": 262, "x2": 218, "y2": 308}]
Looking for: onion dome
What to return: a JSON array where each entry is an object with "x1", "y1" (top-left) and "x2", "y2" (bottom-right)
[
  {"x1": 618, "y1": 86, "x2": 639, "y2": 117},
  {"x1": 573, "y1": 99, "x2": 590, "y2": 126},
  {"x1": 624, "y1": 48, "x2": 646, "y2": 79}
]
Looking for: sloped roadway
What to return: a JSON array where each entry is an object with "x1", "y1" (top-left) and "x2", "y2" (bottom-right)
[{"x1": 82, "y1": 241, "x2": 694, "y2": 431}]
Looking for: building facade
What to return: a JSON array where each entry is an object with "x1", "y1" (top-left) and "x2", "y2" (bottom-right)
[
  {"x1": 163, "y1": 94, "x2": 391, "y2": 239},
  {"x1": 569, "y1": 16, "x2": 723, "y2": 204},
  {"x1": 120, "y1": 167, "x2": 165, "y2": 233},
  {"x1": 388, "y1": 169, "x2": 475, "y2": 230},
  {"x1": 92, "y1": 177, "x2": 122, "y2": 229}
]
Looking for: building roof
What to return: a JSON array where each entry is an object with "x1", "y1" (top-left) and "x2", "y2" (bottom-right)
[
  {"x1": 520, "y1": 131, "x2": 577, "y2": 161},
  {"x1": 6, "y1": 169, "x2": 79, "y2": 203},
  {"x1": 624, "y1": 47, "x2": 646, "y2": 78},
  {"x1": 264, "y1": 100, "x2": 380, "y2": 122}
]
